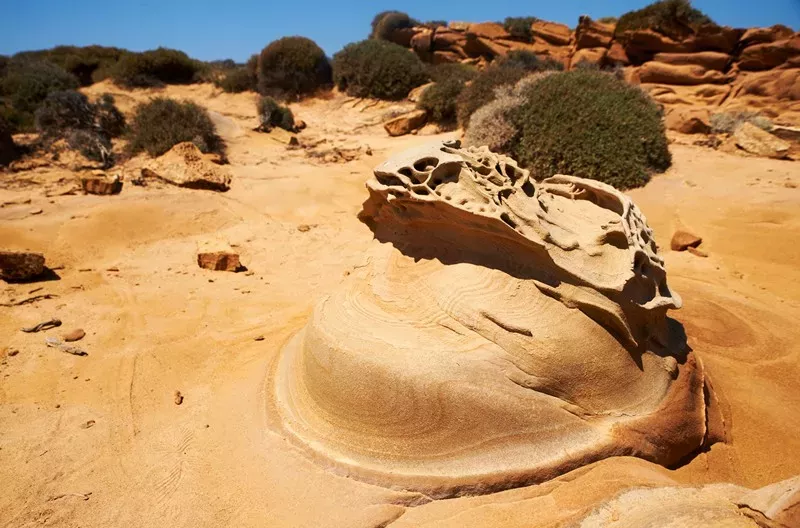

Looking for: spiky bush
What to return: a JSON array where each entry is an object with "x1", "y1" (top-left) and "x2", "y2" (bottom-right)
[
  {"x1": 371, "y1": 11, "x2": 418, "y2": 40},
  {"x1": 709, "y1": 111, "x2": 773, "y2": 134},
  {"x1": 417, "y1": 78, "x2": 465, "y2": 129},
  {"x1": 257, "y1": 37, "x2": 331, "y2": 99},
  {"x1": 112, "y1": 48, "x2": 202, "y2": 88},
  {"x1": 504, "y1": 17, "x2": 539, "y2": 41},
  {"x1": 128, "y1": 97, "x2": 224, "y2": 157},
  {"x1": 509, "y1": 70, "x2": 671, "y2": 189},
  {"x1": 332, "y1": 39, "x2": 428, "y2": 100},
  {"x1": 0, "y1": 60, "x2": 79, "y2": 131},
  {"x1": 256, "y1": 96, "x2": 295, "y2": 132},
  {"x1": 456, "y1": 65, "x2": 528, "y2": 129},
  {"x1": 616, "y1": 0, "x2": 715, "y2": 39},
  {"x1": 495, "y1": 50, "x2": 564, "y2": 72},
  {"x1": 426, "y1": 62, "x2": 478, "y2": 83}
]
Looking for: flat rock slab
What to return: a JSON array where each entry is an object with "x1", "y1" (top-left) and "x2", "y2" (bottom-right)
[
  {"x1": 671, "y1": 230, "x2": 703, "y2": 251},
  {"x1": 0, "y1": 251, "x2": 45, "y2": 282}
]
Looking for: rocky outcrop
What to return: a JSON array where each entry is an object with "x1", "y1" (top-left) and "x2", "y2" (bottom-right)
[
  {"x1": 0, "y1": 251, "x2": 45, "y2": 282},
  {"x1": 141, "y1": 142, "x2": 231, "y2": 191},
  {"x1": 733, "y1": 122, "x2": 791, "y2": 158},
  {"x1": 384, "y1": 109, "x2": 427, "y2": 136},
  {"x1": 270, "y1": 142, "x2": 718, "y2": 498},
  {"x1": 664, "y1": 107, "x2": 712, "y2": 134}
]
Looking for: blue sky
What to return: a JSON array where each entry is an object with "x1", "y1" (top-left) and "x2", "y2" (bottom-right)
[{"x1": 1, "y1": 0, "x2": 798, "y2": 62}]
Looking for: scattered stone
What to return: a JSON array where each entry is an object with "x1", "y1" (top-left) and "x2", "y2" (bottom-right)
[
  {"x1": 1, "y1": 197, "x2": 32, "y2": 208},
  {"x1": 294, "y1": 120, "x2": 307, "y2": 131},
  {"x1": 365, "y1": 146, "x2": 373, "y2": 156},
  {"x1": 671, "y1": 230, "x2": 703, "y2": 251},
  {"x1": 0, "y1": 251, "x2": 46, "y2": 282},
  {"x1": 687, "y1": 247, "x2": 709, "y2": 258},
  {"x1": 254, "y1": 336, "x2": 265, "y2": 341},
  {"x1": 21, "y1": 318, "x2": 62, "y2": 333},
  {"x1": 734, "y1": 122, "x2": 791, "y2": 159},
  {"x1": 266, "y1": 128, "x2": 300, "y2": 146},
  {"x1": 45, "y1": 337, "x2": 88, "y2": 356},
  {"x1": 174, "y1": 391, "x2": 184, "y2": 405},
  {"x1": 81, "y1": 420, "x2": 95, "y2": 429},
  {"x1": 770, "y1": 125, "x2": 800, "y2": 142},
  {"x1": 106, "y1": 267, "x2": 119, "y2": 272},
  {"x1": 7, "y1": 348, "x2": 19, "y2": 357},
  {"x1": 62, "y1": 329, "x2": 86, "y2": 342},
  {"x1": 785, "y1": 181, "x2": 797, "y2": 189},
  {"x1": 384, "y1": 110, "x2": 428, "y2": 137},
  {"x1": 142, "y1": 142, "x2": 232, "y2": 192},
  {"x1": 81, "y1": 174, "x2": 123, "y2": 195},
  {"x1": 197, "y1": 241, "x2": 243, "y2": 272},
  {"x1": 298, "y1": 224, "x2": 311, "y2": 233},
  {"x1": 28, "y1": 208, "x2": 43, "y2": 215}
]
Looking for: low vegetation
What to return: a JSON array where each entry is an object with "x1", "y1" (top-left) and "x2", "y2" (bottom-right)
[
  {"x1": 111, "y1": 48, "x2": 203, "y2": 88},
  {"x1": 11, "y1": 45, "x2": 126, "y2": 86},
  {"x1": 215, "y1": 67, "x2": 257, "y2": 93},
  {"x1": 426, "y1": 62, "x2": 477, "y2": 83},
  {"x1": 507, "y1": 70, "x2": 671, "y2": 189},
  {"x1": 0, "y1": 115, "x2": 17, "y2": 166},
  {"x1": 332, "y1": 39, "x2": 428, "y2": 100},
  {"x1": 417, "y1": 78, "x2": 465, "y2": 129},
  {"x1": 371, "y1": 11, "x2": 418, "y2": 41},
  {"x1": 615, "y1": 0, "x2": 715, "y2": 39},
  {"x1": 127, "y1": 97, "x2": 224, "y2": 157},
  {"x1": 495, "y1": 50, "x2": 564, "y2": 72},
  {"x1": 256, "y1": 96, "x2": 295, "y2": 132},
  {"x1": 257, "y1": 37, "x2": 331, "y2": 100},
  {"x1": 0, "y1": 59, "x2": 79, "y2": 131},
  {"x1": 503, "y1": 17, "x2": 539, "y2": 41},
  {"x1": 710, "y1": 111, "x2": 773, "y2": 134}
]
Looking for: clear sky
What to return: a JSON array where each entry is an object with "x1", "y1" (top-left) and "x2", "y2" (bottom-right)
[{"x1": 1, "y1": 0, "x2": 798, "y2": 62}]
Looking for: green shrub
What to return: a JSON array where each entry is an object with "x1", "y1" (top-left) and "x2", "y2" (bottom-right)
[
  {"x1": 509, "y1": 70, "x2": 670, "y2": 189},
  {"x1": 66, "y1": 128, "x2": 114, "y2": 166},
  {"x1": 215, "y1": 67, "x2": 256, "y2": 93},
  {"x1": 0, "y1": 55, "x2": 9, "y2": 78},
  {"x1": 333, "y1": 39, "x2": 428, "y2": 100},
  {"x1": 34, "y1": 90, "x2": 96, "y2": 135},
  {"x1": 456, "y1": 65, "x2": 528, "y2": 128},
  {"x1": 616, "y1": 0, "x2": 715, "y2": 39},
  {"x1": 710, "y1": 111, "x2": 773, "y2": 134},
  {"x1": 495, "y1": 50, "x2": 564, "y2": 72},
  {"x1": 0, "y1": 115, "x2": 17, "y2": 166},
  {"x1": 257, "y1": 37, "x2": 331, "y2": 99},
  {"x1": 11, "y1": 46, "x2": 126, "y2": 86},
  {"x1": 112, "y1": 48, "x2": 202, "y2": 88},
  {"x1": 128, "y1": 97, "x2": 224, "y2": 157},
  {"x1": 417, "y1": 78, "x2": 465, "y2": 128},
  {"x1": 426, "y1": 62, "x2": 477, "y2": 83},
  {"x1": 371, "y1": 11, "x2": 418, "y2": 40},
  {"x1": 504, "y1": 17, "x2": 539, "y2": 41},
  {"x1": 0, "y1": 60, "x2": 79, "y2": 131},
  {"x1": 256, "y1": 96, "x2": 295, "y2": 132}
]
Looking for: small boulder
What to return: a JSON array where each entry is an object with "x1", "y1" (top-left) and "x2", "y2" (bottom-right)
[
  {"x1": 530, "y1": 20, "x2": 572, "y2": 46},
  {"x1": 81, "y1": 174, "x2": 123, "y2": 195},
  {"x1": 466, "y1": 22, "x2": 509, "y2": 40},
  {"x1": 384, "y1": 110, "x2": 428, "y2": 137},
  {"x1": 671, "y1": 231, "x2": 703, "y2": 251},
  {"x1": 574, "y1": 16, "x2": 614, "y2": 50},
  {"x1": 571, "y1": 47, "x2": 607, "y2": 68},
  {"x1": 408, "y1": 82, "x2": 435, "y2": 103},
  {"x1": 197, "y1": 241, "x2": 242, "y2": 272},
  {"x1": 738, "y1": 37, "x2": 800, "y2": 71},
  {"x1": 734, "y1": 122, "x2": 791, "y2": 159},
  {"x1": 142, "y1": 142, "x2": 231, "y2": 192},
  {"x1": 740, "y1": 25, "x2": 794, "y2": 47},
  {"x1": 664, "y1": 107, "x2": 712, "y2": 134},
  {"x1": 62, "y1": 329, "x2": 86, "y2": 342},
  {"x1": 606, "y1": 42, "x2": 630, "y2": 65},
  {"x1": 0, "y1": 251, "x2": 45, "y2": 282}
]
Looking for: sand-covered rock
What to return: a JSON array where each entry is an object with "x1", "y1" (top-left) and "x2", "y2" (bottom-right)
[
  {"x1": 0, "y1": 251, "x2": 45, "y2": 282},
  {"x1": 271, "y1": 142, "x2": 717, "y2": 498},
  {"x1": 734, "y1": 122, "x2": 791, "y2": 159},
  {"x1": 142, "y1": 142, "x2": 231, "y2": 191},
  {"x1": 384, "y1": 110, "x2": 427, "y2": 137}
]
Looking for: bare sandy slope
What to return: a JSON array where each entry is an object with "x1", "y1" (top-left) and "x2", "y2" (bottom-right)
[{"x1": 1, "y1": 84, "x2": 799, "y2": 527}]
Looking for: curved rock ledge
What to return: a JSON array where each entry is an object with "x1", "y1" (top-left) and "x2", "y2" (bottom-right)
[{"x1": 270, "y1": 142, "x2": 720, "y2": 498}]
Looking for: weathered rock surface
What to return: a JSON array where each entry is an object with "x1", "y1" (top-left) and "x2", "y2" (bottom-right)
[
  {"x1": 575, "y1": 16, "x2": 614, "y2": 50},
  {"x1": 653, "y1": 51, "x2": 731, "y2": 71},
  {"x1": 665, "y1": 107, "x2": 712, "y2": 134},
  {"x1": 638, "y1": 61, "x2": 728, "y2": 85},
  {"x1": 81, "y1": 174, "x2": 123, "y2": 195},
  {"x1": 531, "y1": 20, "x2": 572, "y2": 46},
  {"x1": 0, "y1": 251, "x2": 45, "y2": 282},
  {"x1": 141, "y1": 142, "x2": 231, "y2": 191},
  {"x1": 197, "y1": 241, "x2": 242, "y2": 272},
  {"x1": 384, "y1": 109, "x2": 428, "y2": 137},
  {"x1": 271, "y1": 142, "x2": 717, "y2": 498},
  {"x1": 734, "y1": 122, "x2": 791, "y2": 159},
  {"x1": 671, "y1": 230, "x2": 703, "y2": 251},
  {"x1": 407, "y1": 83, "x2": 435, "y2": 103}
]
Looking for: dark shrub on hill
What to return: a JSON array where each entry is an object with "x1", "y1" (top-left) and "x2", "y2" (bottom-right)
[
  {"x1": 257, "y1": 37, "x2": 331, "y2": 100},
  {"x1": 34, "y1": 90, "x2": 96, "y2": 135},
  {"x1": 456, "y1": 65, "x2": 527, "y2": 129},
  {"x1": 128, "y1": 97, "x2": 224, "y2": 157},
  {"x1": 12, "y1": 45, "x2": 126, "y2": 86},
  {"x1": 256, "y1": 96, "x2": 295, "y2": 132},
  {"x1": 0, "y1": 60, "x2": 79, "y2": 131},
  {"x1": 112, "y1": 48, "x2": 202, "y2": 88},
  {"x1": 0, "y1": 55, "x2": 9, "y2": 77},
  {"x1": 509, "y1": 70, "x2": 670, "y2": 189},
  {"x1": 371, "y1": 11, "x2": 418, "y2": 40},
  {"x1": 333, "y1": 39, "x2": 428, "y2": 100},
  {"x1": 426, "y1": 62, "x2": 477, "y2": 83},
  {"x1": 503, "y1": 17, "x2": 539, "y2": 41},
  {"x1": 495, "y1": 50, "x2": 564, "y2": 72},
  {"x1": 616, "y1": 0, "x2": 715, "y2": 39},
  {"x1": 0, "y1": 115, "x2": 17, "y2": 166},
  {"x1": 95, "y1": 94, "x2": 126, "y2": 137},
  {"x1": 417, "y1": 78, "x2": 465, "y2": 129},
  {"x1": 216, "y1": 67, "x2": 257, "y2": 93},
  {"x1": 422, "y1": 20, "x2": 448, "y2": 29}
]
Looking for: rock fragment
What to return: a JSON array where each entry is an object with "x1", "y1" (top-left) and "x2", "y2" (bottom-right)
[
  {"x1": 174, "y1": 391, "x2": 184, "y2": 405},
  {"x1": 142, "y1": 142, "x2": 231, "y2": 191},
  {"x1": 0, "y1": 251, "x2": 46, "y2": 282},
  {"x1": 197, "y1": 241, "x2": 243, "y2": 272},
  {"x1": 21, "y1": 318, "x2": 62, "y2": 333},
  {"x1": 81, "y1": 174, "x2": 123, "y2": 195},
  {"x1": 734, "y1": 122, "x2": 791, "y2": 159},
  {"x1": 62, "y1": 329, "x2": 86, "y2": 342},
  {"x1": 384, "y1": 110, "x2": 428, "y2": 137},
  {"x1": 671, "y1": 230, "x2": 703, "y2": 251}
]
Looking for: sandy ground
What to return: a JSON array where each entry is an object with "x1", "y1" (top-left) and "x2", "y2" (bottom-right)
[{"x1": 1, "y1": 84, "x2": 799, "y2": 527}]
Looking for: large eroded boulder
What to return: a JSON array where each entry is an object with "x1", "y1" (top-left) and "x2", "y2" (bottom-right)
[
  {"x1": 270, "y1": 142, "x2": 718, "y2": 498},
  {"x1": 141, "y1": 142, "x2": 231, "y2": 191}
]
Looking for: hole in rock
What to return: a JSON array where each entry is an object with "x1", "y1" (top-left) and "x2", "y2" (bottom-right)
[{"x1": 414, "y1": 157, "x2": 439, "y2": 172}]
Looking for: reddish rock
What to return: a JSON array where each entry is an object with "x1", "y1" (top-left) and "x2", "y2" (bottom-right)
[
  {"x1": 0, "y1": 251, "x2": 45, "y2": 282},
  {"x1": 463, "y1": 35, "x2": 509, "y2": 58},
  {"x1": 575, "y1": 16, "x2": 614, "y2": 50},
  {"x1": 570, "y1": 47, "x2": 607, "y2": 68},
  {"x1": 606, "y1": 42, "x2": 630, "y2": 65},
  {"x1": 407, "y1": 82, "x2": 434, "y2": 103},
  {"x1": 433, "y1": 30, "x2": 467, "y2": 53},
  {"x1": 691, "y1": 24, "x2": 744, "y2": 54},
  {"x1": 738, "y1": 37, "x2": 800, "y2": 71},
  {"x1": 81, "y1": 174, "x2": 123, "y2": 195},
  {"x1": 740, "y1": 25, "x2": 794, "y2": 46},
  {"x1": 671, "y1": 231, "x2": 702, "y2": 251},
  {"x1": 638, "y1": 61, "x2": 728, "y2": 85},
  {"x1": 197, "y1": 251, "x2": 242, "y2": 272},
  {"x1": 466, "y1": 22, "x2": 509, "y2": 40},
  {"x1": 384, "y1": 110, "x2": 428, "y2": 137},
  {"x1": 531, "y1": 20, "x2": 572, "y2": 46},
  {"x1": 653, "y1": 51, "x2": 731, "y2": 71},
  {"x1": 431, "y1": 50, "x2": 462, "y2": 64},
  {"x1": 664, "y1": 107, "x2": 712, "y2": 134},
  {"x1": 387, "y1": 27, "x2": 419, "y2": 48},
  {"x1": 410, "y1": 30, "x2": 434, "y2": 53},
  {"x1": 622, "y1": 29, "x2": 692, "y2": 63}
]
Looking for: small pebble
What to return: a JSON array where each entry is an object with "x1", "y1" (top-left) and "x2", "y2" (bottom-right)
[
  {"x1": 7, "y1": 349, "x2": 19, "y2": 357},
  {"x1": 254, "y1": 336, "x2": 265, "y2": 342},
  {"x1": 62, "y1": 329, "x2": 86, "y2": 342},
  {"x1": 81, "y1": 420, "x2": 95, "y2": 429},
  {"x1": 298, "y1": 224, "x2": 311, "y2": 233},
  {"x1": 174, "y1": 391, "x2": 184, "y2": 405}
]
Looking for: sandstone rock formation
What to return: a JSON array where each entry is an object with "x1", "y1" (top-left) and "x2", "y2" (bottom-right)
[
  {"x1": 384, "y1": 109, "x2": 428, "y2": 137},
  {"x1": 271, "y1": 142, "x2": 720, "y2": 498},
  {"x1": 734, "y1": 122, "x2": 791, "y2": 159},
  {"x1": 0, "y1": 251, "x2": 45, "y2": 282},
  {"x1": 141, "y1": 142, "x2": 231, "y2": 191}
]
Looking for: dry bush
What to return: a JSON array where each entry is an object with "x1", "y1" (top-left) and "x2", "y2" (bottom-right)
[
  {"x1": 256, "y1": 96, "x2": 295, "y2": 132},
  {"x1": 616, "y1": 0, "x2": 715, "y2": 39},
  {"x1": 257, "y1": 37, "x2": 331, "y2": 100},
  {"x1": 215, "y1": 67, "x2": 256, "y2": 93},
  {"x1": 112, "y1": 48, "x2": 202, "y2": 88},
  {"x1": 0, "y1": 59, "x2": 79, "y2": 131},
  {"x1": 371, "y1": 11, "x2": 418, "y2": 40},
  {"x1": 332, "y1": 39, "x2": 428, "y2": 100},
  {"x1": 503, "y1": 17, "x2": 539, "y2": 41},
  {"x1": 417, "y1": 78, "x2": 466, "y2": 129},
  {"x1": 426, "y1": 62, "x2": 477, "y2": 83},
  {"x1": 128, "y1": 97, "x2": 224, "y2": 157},
  {"x1": 456, "y1": 66, "x2": 528, "y2": 129},
  {"x1": 0, "y1": 114, "x2": 17, "y2": 166}
]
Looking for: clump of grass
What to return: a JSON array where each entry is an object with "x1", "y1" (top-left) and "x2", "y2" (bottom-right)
[
  {"x1": 127, "y1": 97, "x2": 224, "y2": 157},
  {"x1": 426, "y1": 62, "x2": 478, "y2": 83},
  {"x1": 256, "y1": 96, "x2": 295, "y2": 132},
  {"x1": 332, "y1": 39, "x2": 428, "y2": 100}
]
